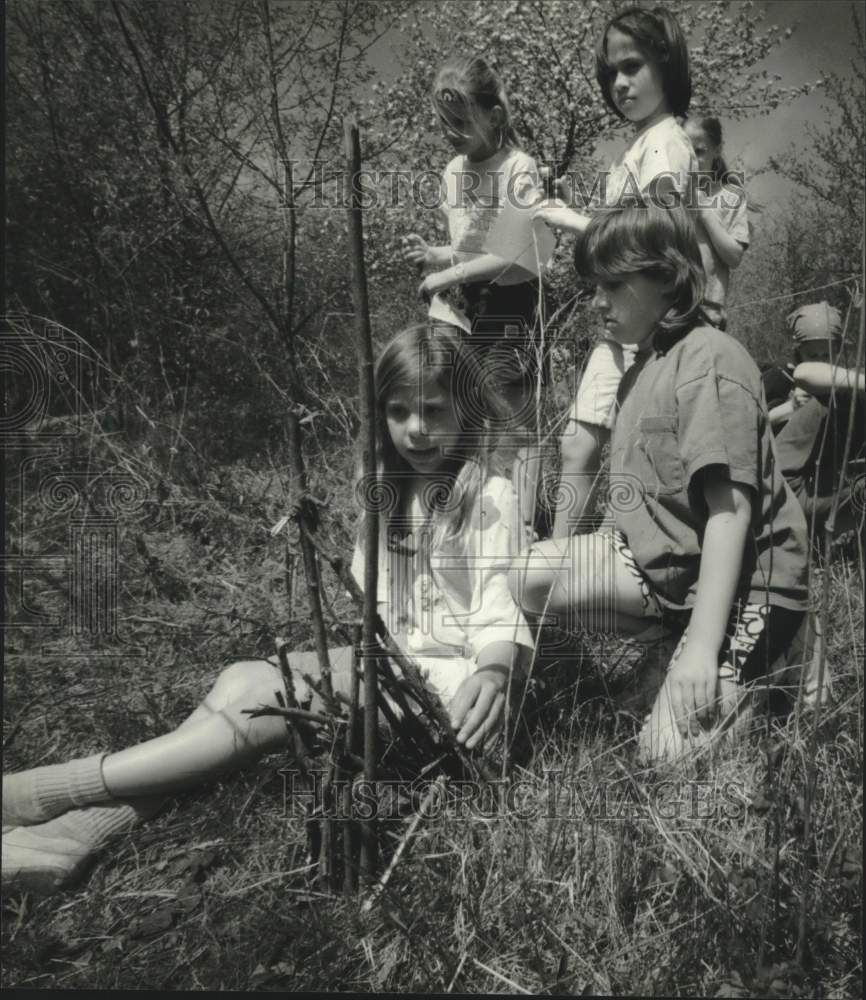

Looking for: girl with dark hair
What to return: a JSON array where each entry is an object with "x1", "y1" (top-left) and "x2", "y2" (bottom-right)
[
  {"x1": 685, "y1": 117, "x2": 750, "y2": 330},
  {"x1": 510, "y1": 203, "x2": 810, "y2": 765},
  {"x1": 537, "y1": 4, "x2": 696, "y2": 234},
  {"x1": 3, "y1": 324, "x2": 533, "y2": 894},
  {"x1": 535, "y1": 7, "x2": 698, "y2": 538}
]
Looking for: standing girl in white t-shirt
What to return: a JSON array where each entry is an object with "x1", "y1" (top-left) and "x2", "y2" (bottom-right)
[
  {"x1": 403, "y1": 55, "x2": 555, "y2": 538},
  {"x1": 533, "y1": 6, "x2": 698, "y2": 537},
  {"x1": 403, "y1": 56, "x2": 553, "y2": 371},
  {"x1": 684, "y1": 116, "x2": 750, "y2": 331}
]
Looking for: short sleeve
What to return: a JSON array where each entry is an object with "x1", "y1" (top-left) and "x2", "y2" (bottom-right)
[
  {"x1": 439, "y1": 159, "x2": 458, "y2": 222},
  {"x1": 569, "y1": 340, "x2": 627, "y2": 429},
  {"x1": 676, "y1": 370, "x2": 761, "y2": 492},
  {"x1": 636, "y1": 127, "x2": 695, "y2": 197}
]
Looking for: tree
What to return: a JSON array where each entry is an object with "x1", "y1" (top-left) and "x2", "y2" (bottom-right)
[
  {"x1": 361, "y1": 0, "x2": 821, "y2": 327},
  {"x1": 767, "y1": 6, "x2": 864, "y2": 296}
]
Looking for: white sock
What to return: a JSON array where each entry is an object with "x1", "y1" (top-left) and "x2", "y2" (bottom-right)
[
  {"x1": 2, "y1": 754, "x2": 109, "y2": 831},
  {"x1": 2, "y1": 797, "x2": 162, "y2": 895}
]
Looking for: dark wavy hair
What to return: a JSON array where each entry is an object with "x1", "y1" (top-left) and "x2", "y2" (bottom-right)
[
  {"x1": 574, "y1": 202, "x2": 706, "y2": 349},
  {"x1": 369, "y1": 323, "x2": 507, "y2": 546},
  {"x1": 596, "y1": 6, "x2": 691, "y2": 119},
  {"x1": 687, "y1": 116, "x2": 743, "y2": 187}
]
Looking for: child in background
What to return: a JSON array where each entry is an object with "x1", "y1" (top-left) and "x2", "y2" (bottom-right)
[
  {"x1": 403, "y1": 55, "x2": 555, "y2": 539},
  {"x1": 535, "y1": 6, "x2": 698, "y2": 536},
  {"x1": 684, "y1": 116, "x2": 750, "y2": 331},
  {"x1": 3, "y1": 324, "x2": 533, "y2": 894},
  {"x1": 403, "y1": 55, "x2": 554, "y2": 389},
  {"x1": 772, "y1": 302, "x2": 865, "y2": 542},
  {"x1": 510, "y1": 204, "x2": 810, "y2": 765}
]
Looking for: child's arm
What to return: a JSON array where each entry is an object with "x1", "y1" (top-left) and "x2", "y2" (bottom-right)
[
  {"x1": 533, "y1": 199, "x2": 590, "y2": 234},
  {"x1": 664, "y1": 468, "x2": 753, "y2": 737},
  {"x1": 418, "y1": 253, "x2": 518, "y2": 301},
  {"x1": 552, "y1": 420, "x2": 608, "y2": 536},
  {"x1": 449, "y1": 641, "x2": 529, "y2": 748},
  {"x1": 793, "y1": 361, "x2": 866, "y2": 397},
  {"x1": 696, "y1": 207, "x2": 747, "y2": 268},
  {"x1": 768, "y1": 398, "x2": 797, "y2": 428}
]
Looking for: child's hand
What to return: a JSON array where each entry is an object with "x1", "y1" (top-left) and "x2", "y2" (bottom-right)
[
  {"x1": 532, "y1": 199, "x2": 588, "y2": 234},
  {"x1": 403, "y1": 234, "x2": 450, "y2": 271},
  {"x1": 791, "y1": 386, "x2": 812, "y2": 410},
  {"x1": 663, "y1": 639, "x2": 719, "y2": 738},
  {"x1": 448, "y1": 666, "x2": 510, "y2": 749},
  {"x1": 403, "y1": 233, "x2": 431, "y2": 268},
  {"x1": 417, "y1": 270, "x2": 450, "y2": 303}
]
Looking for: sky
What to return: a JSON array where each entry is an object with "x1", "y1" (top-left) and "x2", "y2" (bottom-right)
[{"x1": 699, "y1": 0, "x2": 861, "y2": 206}]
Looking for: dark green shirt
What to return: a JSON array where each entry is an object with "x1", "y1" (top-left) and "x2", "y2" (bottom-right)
[{"x1": 610, "y1": 325, "x2": 809, "y2": 611}]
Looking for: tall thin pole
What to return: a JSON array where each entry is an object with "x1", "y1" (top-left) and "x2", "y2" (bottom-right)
[{"x1": 345, "y1": 116, "x2": 378, "y2": 881}]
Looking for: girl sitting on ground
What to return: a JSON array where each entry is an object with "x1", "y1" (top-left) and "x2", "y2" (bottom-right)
[{"x1": 3, "y1": 323, "x2": 532, "y2": 894}]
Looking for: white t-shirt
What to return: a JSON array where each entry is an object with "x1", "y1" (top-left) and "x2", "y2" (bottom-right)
[
  {"x1": 350, "y1": 474, "x2": 533, "y2": 702},
  {"x1": 603, "y1": 115, "x2": 696, "y2": 208},
  {"x1": 573, "y1": 115, "x2": 697, "y2": 428},
  {"x1": 440, "y1": 148, "x2": 555, "y2": 283}
]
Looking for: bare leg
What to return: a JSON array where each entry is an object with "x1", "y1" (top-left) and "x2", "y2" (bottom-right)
[
  {"x1": 102, "y1": 659, "x2": 289, "y2": 798},
  {"x1": 2, "y1": 657, "x2": 317, "y2": 894},
  {"x1": 509, "y1": 532, "x2": 653, "y2": 637}
]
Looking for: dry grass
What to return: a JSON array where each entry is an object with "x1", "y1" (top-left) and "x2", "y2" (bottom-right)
[{"x1": 2, "y1": 414, "x2": 862, "y2": 995}]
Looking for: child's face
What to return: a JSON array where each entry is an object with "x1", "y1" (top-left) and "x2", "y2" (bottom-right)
[
  {"x1": 385, "y1": 380, "x2": 461, "y2": 473},
  {"x1": 592, "y1": 274, "x2": 670, "y2": 349},
  {"x1": 604, "y1": 28, "x2": 668, "y2": 126},
  {"x1": 684, "y1": 123, "x2": 718, "y2": 174}
]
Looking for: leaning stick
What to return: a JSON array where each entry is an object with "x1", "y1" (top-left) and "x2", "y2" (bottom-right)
[
  {"x1": 345, "y1": 115, "x2": 379, "y2": 882},
  {"x1": 343, "y1": 623, "x2": 363, "y2": 895},
  {"x1": 361, "y1": 775, "x2": 447, "y2": 913}
]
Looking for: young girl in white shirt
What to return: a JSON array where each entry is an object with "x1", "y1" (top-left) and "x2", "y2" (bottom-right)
[
  {"x1": 404, "y1": 55, "x2": 555, "y2": 539},
  {"x1": 538, "y1": 7, "x2": 698, "y2": 537},
  {"x1": 404, "y1": 54, "x2": 554, "y2": 381},
  {"x1": 3, "y1": 324, "x2": 533, "y2": 894},
  {"x1": 684, "y1": 116, "x2": 750, "y2": 331}
]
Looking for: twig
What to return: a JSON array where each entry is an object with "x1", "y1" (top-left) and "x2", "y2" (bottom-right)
[
  {"x1": 470, "y1": 958, "x2": 533, "y2": 995},
  {"x1": 346, "y1": 114, "x2": 379, "y2": 882},
  {"x1": 241, "y1": 705, "x2": 346, "y2": 727},
  {"x1": 361, "y1": 775, "x2": 447, "y2": 913},
  {"x1": 343, "y1": 623, "x2": 363, "y2": 895}
]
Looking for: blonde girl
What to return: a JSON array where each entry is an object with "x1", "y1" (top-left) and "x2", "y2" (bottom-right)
[{"x1": 3, "y1": 324, "x2": 532, "y2": 894}]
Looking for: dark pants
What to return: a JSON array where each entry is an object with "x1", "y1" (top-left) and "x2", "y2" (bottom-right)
[{"x1": 453, "y1": 279, "x2": 548, "y2": 390}]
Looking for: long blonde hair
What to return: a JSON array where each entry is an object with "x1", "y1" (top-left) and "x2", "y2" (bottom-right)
[
  {"x1": 358, "y1": 323, "x2": 507, "y2": 551},
  {"x1": 432, "y1": 55, "x2": 521, "y2": 152}
]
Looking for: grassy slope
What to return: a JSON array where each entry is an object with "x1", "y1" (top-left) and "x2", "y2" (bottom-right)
[{"x1": 1, "y1": 423, "x2": 862, "y2": 996}]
